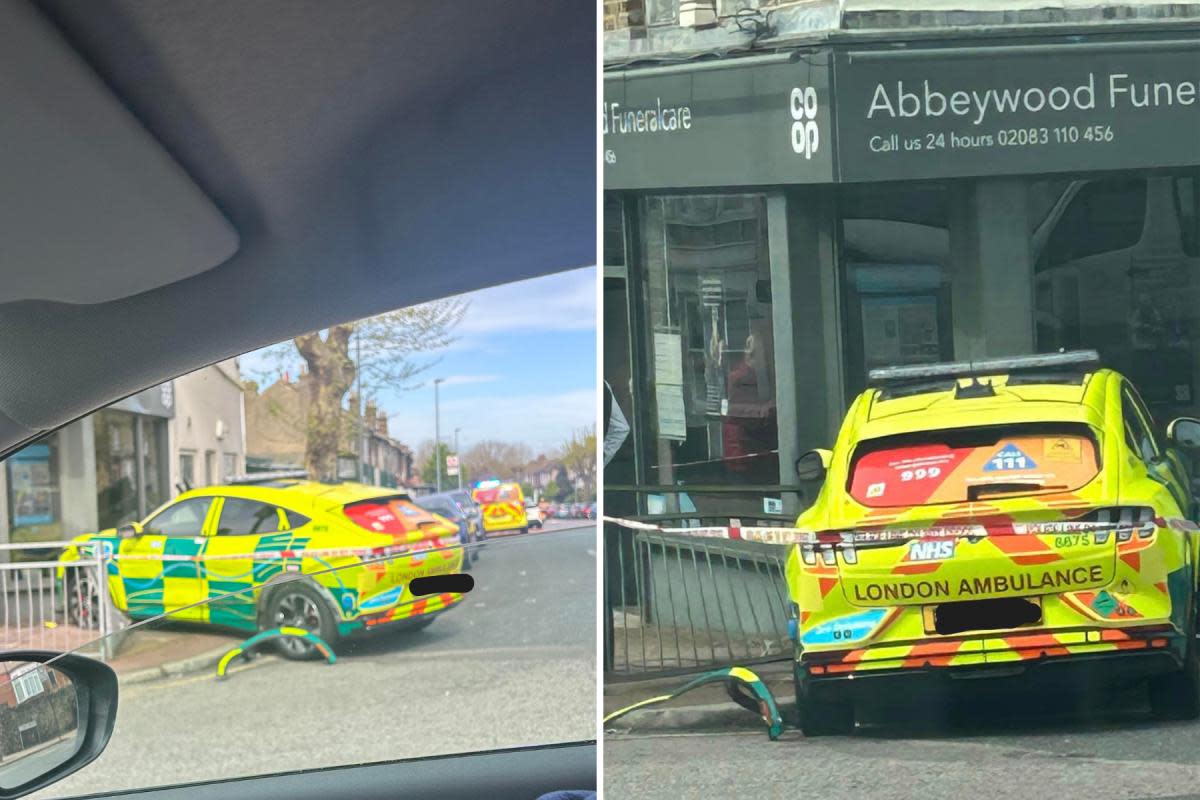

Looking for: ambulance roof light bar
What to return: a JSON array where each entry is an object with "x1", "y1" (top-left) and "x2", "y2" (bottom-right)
[
  {"x1": 227, "y1": 469, "x2": 309, "y2": 485},
  {"x1": 867, "y1": 350, "x2": 1100, "y2": 387}
]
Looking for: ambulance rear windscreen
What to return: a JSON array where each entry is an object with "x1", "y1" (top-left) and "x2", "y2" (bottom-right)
[{"x1": 847, "y1": 424, "x2": 1100, "y2": 508}]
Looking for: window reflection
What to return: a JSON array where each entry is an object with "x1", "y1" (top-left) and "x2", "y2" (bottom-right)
[{"x1": 639, "y1": 195, "x2": 779, "y2": 498}]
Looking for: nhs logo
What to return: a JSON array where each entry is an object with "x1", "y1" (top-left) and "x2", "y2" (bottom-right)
[{"x1": 907, "y1": 539, "x2": 956, "y2": 562}]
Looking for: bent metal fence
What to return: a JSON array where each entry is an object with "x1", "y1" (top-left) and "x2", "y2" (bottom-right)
[
  {"x1": 605, "y1": 518, "x2": 794, "y2": 679},
  {"x1": 0, "y1": 541, "x2": 114, "y2": 660}
]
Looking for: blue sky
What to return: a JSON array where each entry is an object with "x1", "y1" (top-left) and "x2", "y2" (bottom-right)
[{"x1": 239, "y1": 267, "x2": 596, "y2": 456}]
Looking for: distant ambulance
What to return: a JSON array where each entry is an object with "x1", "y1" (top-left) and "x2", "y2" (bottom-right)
[{"x1": 471, "y1": 480, "x2": 529, "y2": 536}]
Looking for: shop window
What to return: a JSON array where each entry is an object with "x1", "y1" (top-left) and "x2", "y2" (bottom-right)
[
  {"x1": 604, "y1": 193, "x2": 626, "y2": 268},
  {"x1": 7, "y1": 438, "x2": 62, "y2": 547},
  {"x1": 638, "y1": 194, "x2": 778, "y2": 493},
  {"x1": 142, "y1": 417, "x2": 167, "y2": 513},
  {"x1": 1174, "y1": 175, "x2": 1200, "y2": 257},
  {"x1": 179, "y1": 451, "x2": 195, "y2": 491},
  {"x1": 1040, "y1": 179, "x2": 1146, "y2": 269},
  {"x1": 838, "y1": 183, "x2": 953, "y2": 395},
  {"x1": 604, "y1": 0, "x2": 645, "y2": 33},
  {"x1": 95, "y1": 410, "x2": 168, "y2": 526},
  {"x1": 646, "y1": 0, "x2": 676, "y2": 25},
  {"x1": 1034, "y1": 174, "x2": 1199, "y2": 418},
  {"x1": 222, "y1": 452, "x2": 237, "y2": 482},
  {"x1": 143, "y1": 497, "x2": 212, "y2": 537},
  {"x1": 216, "y1": 498, "x2": 282, "y2": 536},
  {"x1": 95, "y1": 410, "x2": 138, "y2": 528}
]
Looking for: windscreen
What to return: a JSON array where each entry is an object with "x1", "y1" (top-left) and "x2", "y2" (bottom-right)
[
  {"x1": 848, "y1": 425, "x2": 1100, "y2": 507},
  {"x1": 7, "y1": 267, "x2": 596, "y2": 799}
]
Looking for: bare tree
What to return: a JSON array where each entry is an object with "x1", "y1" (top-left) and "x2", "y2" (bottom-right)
[
  {"x1": 256, "y1": 299, "x2": 468, "y2": 479},
  {"x1": 464, "y1": 440, "x2": 533, "y2": 482}
]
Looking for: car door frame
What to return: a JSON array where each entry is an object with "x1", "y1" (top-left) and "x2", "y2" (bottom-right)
[
  {"x1": 119, "y1": 495, "x2": 219, "y2": 621},
  {"x1": 1120, "y1": 381, "x2": 1191, "y2": 517},
  {"x1": 201, "y1": 495, "x2": 293, "y2": 629}
]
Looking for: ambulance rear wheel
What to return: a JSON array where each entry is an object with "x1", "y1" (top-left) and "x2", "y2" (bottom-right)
[
  {"x1": 795, "y1": 674, "x2": 854, "y2": 736},
  {"x1": 264, "y1": 583, "x2": 339, "y2": 661}
]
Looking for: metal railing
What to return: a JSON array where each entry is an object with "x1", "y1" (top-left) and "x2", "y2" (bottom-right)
[
  {"x1": 0, "y1": 541, "x2": 114, "y2": 660},
  {"x1": 605, "y1": 519, "x2": 793, "y2": 679}
]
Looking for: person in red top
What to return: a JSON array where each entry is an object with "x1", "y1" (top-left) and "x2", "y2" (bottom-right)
[{"x1": 722, "y1": 334, "x2": 776, "y2": 475}]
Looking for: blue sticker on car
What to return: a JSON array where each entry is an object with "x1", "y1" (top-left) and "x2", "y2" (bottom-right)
[
  {"x1": 801, "y1": 608, "x2": 889, "y2": 647},
  {"x1": 984, "y1": 442, "x2": 1037, "y2": 472}
]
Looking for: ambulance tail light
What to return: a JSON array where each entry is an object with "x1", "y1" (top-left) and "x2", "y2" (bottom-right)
[{"x1": 1086, "y1": 506, "x2": 1156, "y2": 542}]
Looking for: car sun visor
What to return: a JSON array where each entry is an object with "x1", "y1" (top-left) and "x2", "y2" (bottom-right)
[{"x1": 0, "y1": 1, "x2": 239, "y2": 304}]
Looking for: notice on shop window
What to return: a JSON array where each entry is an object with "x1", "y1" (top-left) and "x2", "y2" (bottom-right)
[
  {"x1": 656, "y1": 384, "x2": 687, "y2": 440},
  {"x1": 653, "y1": 331, "x2": 687, "y2": 440},
  {"x1": 653, "y1": 331, "x2": 683, "y2": 385}
]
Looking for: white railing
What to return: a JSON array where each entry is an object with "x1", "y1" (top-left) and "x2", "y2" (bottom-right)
[{"x1": 0, "y1": 541, "x2": 114, "y2": 660}]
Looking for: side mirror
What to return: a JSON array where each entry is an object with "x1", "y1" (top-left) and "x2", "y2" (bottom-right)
[
  {"x1": 1168, "y1": 417, "x2": 1200, "y2": 451},
  {"x1": 0, "y1": 652, "x2": 118, "y2": 800},
  {"x1": 795, "y1": 449, "x2": 832, "y2": 482},
  {"x1": 116, "y1": 522, "x2": 142, "y2": 540}
]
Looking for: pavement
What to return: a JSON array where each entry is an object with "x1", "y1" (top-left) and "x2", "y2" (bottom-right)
[
  {"x1": 605, "y1": 674, "x2": 1200, "y2": 800},
  {"x1": 29, "y1": 523, "x2": 595, "y2": 799}
]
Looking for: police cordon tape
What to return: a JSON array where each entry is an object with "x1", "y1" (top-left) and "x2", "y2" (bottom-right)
[
  {"x1": 601, "y1": 514, "x2": 1196, "y2": 547},
  {"x1": 68, "y1": 522, "x2": 580, "y2": 565},
  {"x1": 70, "y1": 536, "x2": 463, "y2": 564}
]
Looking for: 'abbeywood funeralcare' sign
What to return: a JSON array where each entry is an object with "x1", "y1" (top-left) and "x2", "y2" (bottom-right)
[
  {"x1": 603, "y1": 37, "x2": 1200, "y2": 188},
  {"x1": 603, "y1": 52, "x2": 835, "y2": 189},
  {"x1": 835, "y1": 40, "x2": 1200, "y2": 182}
]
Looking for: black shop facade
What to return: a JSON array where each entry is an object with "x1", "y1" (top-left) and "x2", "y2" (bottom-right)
[{"x1": 602, "y1": 26, "x2": 1200, "y2": 521}]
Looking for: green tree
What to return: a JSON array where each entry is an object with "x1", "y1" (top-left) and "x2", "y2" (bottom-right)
[
  {"x1": 418, "y1": 440, "x2": 465, "y2": 488},
  {"x1": 559, "y1": 426, "x2": 597, "y2": 501}
]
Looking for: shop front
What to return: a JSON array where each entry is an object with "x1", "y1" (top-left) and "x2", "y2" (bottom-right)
[
  {"x1": 1, "y1": 383, "x2": 174, "y2": 555},
  {"x1": 604, "y1": 27, "x2": 1200, "y2": 520}
]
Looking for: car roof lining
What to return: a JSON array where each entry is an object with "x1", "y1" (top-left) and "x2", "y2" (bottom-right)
[{"x1": 0, "y1": 0, "x2": 593, "y2": 455}]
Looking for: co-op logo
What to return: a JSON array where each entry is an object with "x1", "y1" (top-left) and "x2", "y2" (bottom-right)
[{"x1": 790, "y1": 86, "x2": 820, "y2": 159}]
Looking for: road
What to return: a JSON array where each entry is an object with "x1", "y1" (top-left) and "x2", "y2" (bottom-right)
[
  {"x1": 1, "y1": 739, "x2": 77, "y2": 790},
  {"x1": 34, "y1": 523, "x2": 595, "y2": 799},
  {"x1": 605, "y1": 684, "x2": 1200, "y2": 800}
]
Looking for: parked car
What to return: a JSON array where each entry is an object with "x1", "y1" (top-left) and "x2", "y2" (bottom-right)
[
  {"x1": 525, "y1": 500, "x2": 544, "y2": 529},
  {"x1": 555, "y1": 505, "x2": 571, "y2": 519},
  {"x1": 446, "y1": 488, "x2": 484, "y2": 536},
  {"x1": 59, "y1": 480, "x2": 465, "y2": 657},
  {"x1": 416, "y1": 491, "x2": 484, "y2": 567}
]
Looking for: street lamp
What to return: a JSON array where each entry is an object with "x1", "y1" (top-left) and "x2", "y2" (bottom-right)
[
  {"x1": 433, "y1": 378, "x2": 444, "y2": 492},
  {"x1": 454, "y1": 427, "x2": 462, "y2": 490}
]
